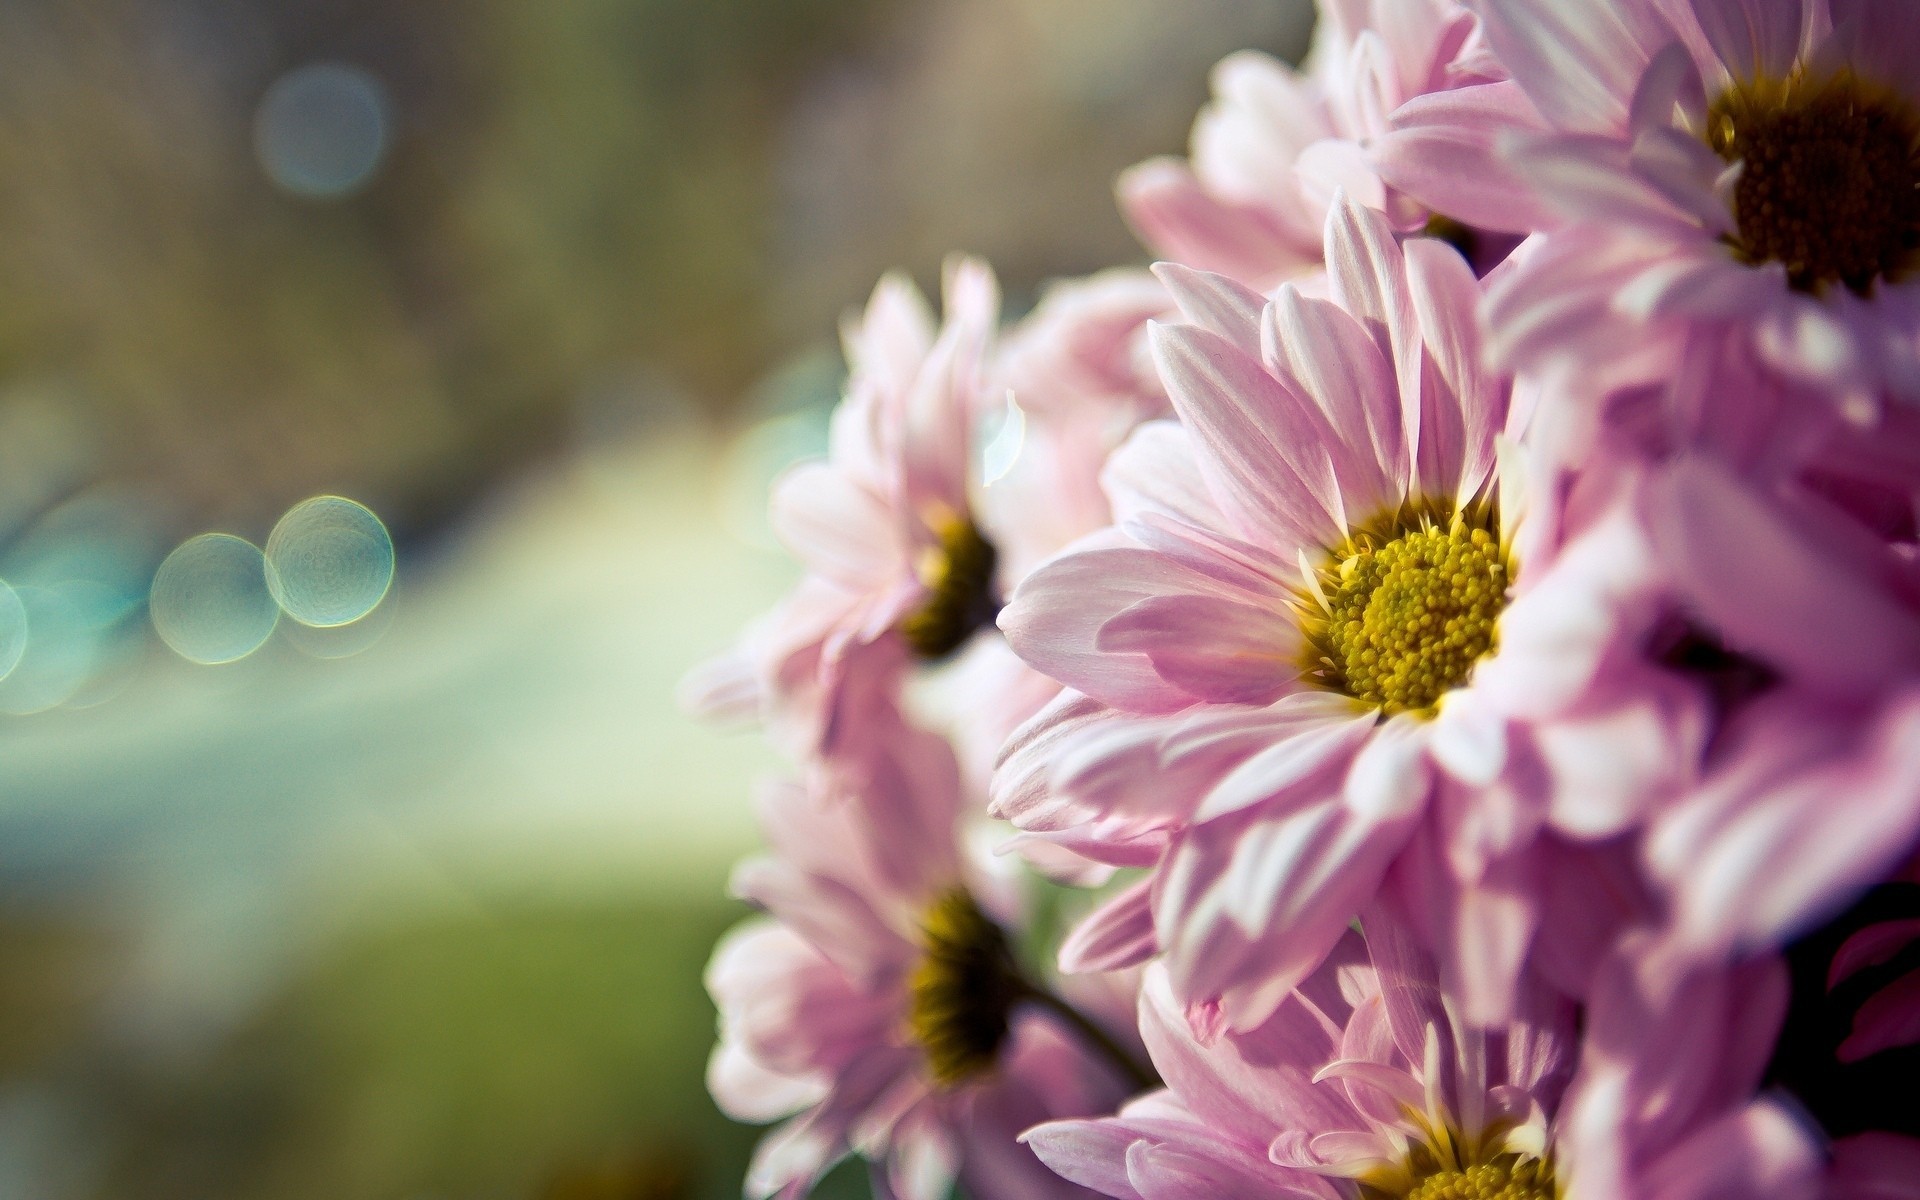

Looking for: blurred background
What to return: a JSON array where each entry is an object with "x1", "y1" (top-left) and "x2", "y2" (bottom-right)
[{"x1": 0, "y1": 2, "x2": 1312, "y2": 1196}]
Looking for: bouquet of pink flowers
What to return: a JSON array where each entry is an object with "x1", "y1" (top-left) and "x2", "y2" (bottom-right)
[{"x1": 687, "y1": 1, "x2": 1920, "y2": 1196}]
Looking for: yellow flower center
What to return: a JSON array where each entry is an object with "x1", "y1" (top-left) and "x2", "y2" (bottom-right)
[
  {"x1": 1708, "y1": 69, "x2": 1920, "y2": 294},
  {"x1": 900, "y1": 515, "x2": 1000, "y2": 660},
  {"x1": 1299, "y1": 509, "x2": 1509, "y2": 716},
  {"x1": 1398, "y1": 1157, "x2": 1556, "y2": 1200},
  {"x1": 906, "y1": 890, "x2": 1021, "y2": 1088}
]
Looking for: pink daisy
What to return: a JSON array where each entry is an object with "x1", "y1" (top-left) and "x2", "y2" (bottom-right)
[
  {"x1": 1122, "y1": 0, "x2": 1519, "y2": 289},
  {"x1": 1027, "y1": 904, "x2": 1821, "y2": 1200},
  {"x1": 997, "y1": 196, "x2": 1704, "y2": 1030},
  {"x1": 685, "y1": 258, "x2": 1004, "y2": 761},
  {"x1": 1408, "y1": 0, "x2": 1920, "y2": 419},
  {"x1": 912, "y1": 269, "x2": 1173, "y2": 806},
  {"x1": 706, "y1": 706, "x2": 1141, "y2": 1200}
]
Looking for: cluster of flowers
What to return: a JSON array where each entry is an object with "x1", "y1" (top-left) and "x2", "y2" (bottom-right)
[{"x1": 688, "y1": 1, "x2": 1920, "y2": 1196}]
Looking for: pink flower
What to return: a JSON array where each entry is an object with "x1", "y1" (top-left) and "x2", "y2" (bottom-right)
[
  {"x1": 913, "y1": 270, "x2": 1173, "y2": 805},
  {"x1": 1123, "y1": 2, "x2": 1515, "y2": 288},
  {"x1": 707, "y1": 706, "x2": 1136, "y2": 1200},
  {"x1": 1026, "y1": 906, "x2": 1587, "y2": 1200},
  {"x1": 996, "y1": 196, "x2": 1699, "y2": 1030},
  {"x1": 1030, "y1": 907, "x2": 1832, "y2": 1200},
  {"x1": 690, "y1": 262, "x2": 1168, "y2": 785},
  {"x1": 689, "y1": 258, "x2": 1003, "y2": 761},
  {"x1": 1415, "y1": 0, "x2": 1920, "y2": 422}
]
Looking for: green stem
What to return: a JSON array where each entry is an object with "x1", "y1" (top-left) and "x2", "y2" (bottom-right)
[{"x1": 1018, "y1": 983, "x2": 1160, "y2": 1093}]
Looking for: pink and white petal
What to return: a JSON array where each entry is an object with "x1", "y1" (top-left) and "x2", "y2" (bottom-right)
[
  {"x1": 1628, "y1": 39, "x2": 1709, "y2": 137},
  {"x1": 1059, "y1": 877, "x2": 1161, "y2": 974},
  {"x1": 1000, "y1": 536, "x2": 1234, "y2": 713},
  {"x1": 1639, "y1": 1099, "x2": 1822, "y2": 1200},
  {"x1": 1021, "y1": 1119, "x2": 1150, "y2": 1200},
  {"x1": 1471, "y1": 0, "x2": 1672, "y2": 135},
  {"x1": 1648, "y1": 458, "x2": 1920, "y2": 692},
  {"x1": 1195, "y1": 697, "x2": 1377, "y2": 822},
  {"x1": 1445, "y1": 854, "x2": 1542, "y2": 1027},
  {"x1": 1374, "y1": 82, "x2": 1562, "y2": 234},
  {"x1": 1151, "y1": 263, "x2": 1267, "y2": 352},
  {"x1": 1534, "y1": 680, "x2": 1707, "y2": 840},
  {"x1": 1098, "y1": 592, "x2": 1300, "y2": 706},
  {"x1": 1652, "y1": 691, "x2": 1920, "y2": 956},
  {"x1": 1263, "y1": 288, "x2": 1405, "y2": 514},
  {"x1": 1129, "y1": 1142, "x2": 1322, "y2": 1200},
  {"x1": 1293, "y1": 137, "x2": 1389, "y2": 218},
  {"x1": 1164, "y1": 799, "x2": 1421, "y2": 1031},
  {"x1": 1403, "y1": 237, "x2": 1502, "y2": 503},
  {"x1": 844, "y1": 272, "x2": 937, "y2": 405},
  {"x1": 884, "y1": 1110, "x2": 962, "y2": 1200},
  {"x1": 1135, "y1": 965, "x2": 1359, "y2": 1147},
  {"x1": 769, "y1": 462, "x2": 903, "y2": 590},
  {"x1": 1690, "y1": 0, "x2": 1803, "y2": 86},
  {"x1": 1514, "y1": 132, "x2": 1704, "y2": 236},
  {"x1": 1626, "y1": 124, "x2": 1733, "y2": 233},
  {"x1": 1428, "y1": 687, "x2": 1510, "y2": 789},
  {"x1": 1150, "y1": 322, "x2": 1351, "y2": 548},
  {"x1": 1615, "y1": 250, "x2": 1779, "y2": 320},
  {"x1": 708, "y1": 1041, "x2": 830, "y2": 1123},
  {"x1": 1120, "y1": 159, "x2": 1318, "y2": 285},
  {"x1": 1194, "y1": 51, "x2": 1332, "y2": 199},
  {"x1": 1345, "y1": 716, "x2": 1434, "y2": 823},
  {"x1": 1325, "y1": 196, "x2": 1423, "y2": 437},
  {"x1": 728, "y1": 858, "x2": 906, "y2": 986}
]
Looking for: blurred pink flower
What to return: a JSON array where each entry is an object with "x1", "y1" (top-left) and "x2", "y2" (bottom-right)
[
  {"x1": 996, "y1": 197, "x2": 1700, "y2": 1030},
  {"x1": 1634, "y1": 456, "x2": 1920, "y2": 960},
  {"x1": 1026, "y1": 906, "x2": 1584, "y2": 1200},
  {"x1": 707, "y1": 706, "x2": 1133, "y2": 1200},
  {"x1": 1409, "y1": 0, "x2": 1920, "y2": 422},
  {"x1": 912, "y1": 269, "x2": 1173, "y2": 809},
  {"x1": 1122, "y1": 0, "x2": 1515, "y2": 288},
  {"x1": 687, "y1": 258, "x2": 1001, "y2": 762},
  {"x1": 1554, "y1": 932, "x2": 1825, "y2": 1200}
]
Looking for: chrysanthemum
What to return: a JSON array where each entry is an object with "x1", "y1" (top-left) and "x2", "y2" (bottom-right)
[
  {"x1": 706, "y1": 708, "x2": 1140, "y2": 1200},
  {"x1": 686, "y1": 261, "x2": 1171, "y2": 786},
  {"x1": 996, "y1": 196, "x2": 1703, "y2": 1030},
  {"x1": 1403, "y1": 0, "x2": 1920, "y2": 422},
  {"x1": 1026, "y1": 909, "x2": 1593, "y2": 1200},
  {"x1": 682, "y1": 258, "x2": 1004, "y2": 761},
  {"x1": 1122, "y1": 0, "x2": 1523, "y2": 289}
]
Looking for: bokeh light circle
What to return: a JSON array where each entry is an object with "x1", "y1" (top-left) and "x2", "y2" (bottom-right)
[
  {"x1": 0, "y1": 579, "x2": 28, "y2": 684},
  {"x1": 254, "y1": 63, "x2": 390, "y2": 199},
  {"x1": 264, "y1": 496, "x2": 395, "y2": 628},
  {"x1": 150, "y1": 534, "x2": 280, "y2": 665}
]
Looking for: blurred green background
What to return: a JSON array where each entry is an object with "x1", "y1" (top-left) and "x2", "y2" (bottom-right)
[{"x1": 0, "y1": 1, "x2": 1309, "y2": 1197}]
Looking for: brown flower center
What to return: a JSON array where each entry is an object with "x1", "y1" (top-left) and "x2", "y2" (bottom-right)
[
  {"x1": 900, "y1": 515, "x2": 1000, "y2": 660},
  {"x1": 1709, "y1": 70, "x2": 1920, "y2": 294},
  {"x1": 906, "y1": 890, "x2": 1021, "y2": 1088}
]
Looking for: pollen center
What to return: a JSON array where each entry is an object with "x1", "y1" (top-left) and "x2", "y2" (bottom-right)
[
  {"x1": 906, "y1": 890, "x2": 1021, "y2": 1088},
  {"x1": 1301, "y1": 513, "x2": 1508, "y2": 715},
  {"x1": 1708, "y1": 71, "x2": 1920, "y2": 294},
  {"x1": 1399, "y1": 1158, "x2": 1555, "y2": 1200},
  {"x1": 900, "y1": 515, "x2": 1000, "y2": 660}
]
